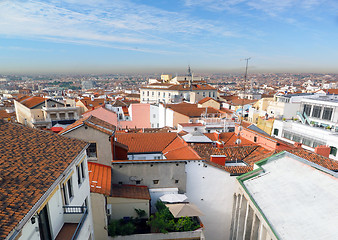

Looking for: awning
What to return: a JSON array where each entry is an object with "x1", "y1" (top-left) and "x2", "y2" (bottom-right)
[{"x1": 165, "y1": 203, "x2": 204, "y2": 218}]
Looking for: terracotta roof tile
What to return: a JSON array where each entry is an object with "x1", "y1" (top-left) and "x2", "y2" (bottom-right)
[
  {"x1": 286, "y1": 149, "x2": 338, "y2": 171},
  {"x1": 192, "y1": 144, "x2": 259, "y2": 162},
  {"x1": 198, "y1": 97, "x2": 216, "y2": 104},
  {"x1": 167, "y1": 103, "x2": 221, "y2": 117},
  {"x1": 60, "y1": 115, "x2": 116, "y2": 135},
  {"x1": 163, "y1": 137, "x2": 201, "y2": 160},
  {"x1": 19, "y1": 96, "x2": 46, "y2": 108},
  {"x1": 88, "y1": 162, "x2": 111, "y2": 195},
  {"x1": 79, "y1": 98, "x2": 105, "y2": 108},
  {"x1": 111, "y1": 184, "x2": 150, "y2": 200},
  {"x1": 116, "y1": 132, "x2": 177, "y2": 153},
  {"x1": 0, "y1": 121, "x2": 87, "y2": 238}
]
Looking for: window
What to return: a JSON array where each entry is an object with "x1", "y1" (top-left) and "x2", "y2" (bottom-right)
[
  {"x1": 152, "y1": 91, "x2": 154, "y2": 96},
  {"x1": 203, "y1": 92, "x2": 206, "y2": 97},
  {"x1": 50, "y1": 113, "x2": 57, "y2": 120},
  {"x1": 68, "y1": 112, "x2": 74, "y2": 119},
  {"x1": 301, "y1": 137, "x2": 312, "y2": 147},
  {"x1": 292, "y1": 135, "x2": 301, "y2": 143},
  {"x1": 62, "y1": 177, "x2": 74, "y2": 205},
  {"x1": 283, "y1": 131, "x2": 292, "y2": 140},
  {"x1": 254, "y1": 136, "x2": 257, "y2": 142},
  {"x1": 62, "y1": 185, "x2": 69, "y2": 205},
  {"x1": 77, "y1": 161, "x2": 86, "y2": 186},
  {"x1": 142, "y1": 91, "x2": 145, "y2": 96},
  {"x1": 158, "y1": 92, "x2": 160, "y2": 96},
  {"x1": 86, "y1": 143, "x2": 97, "y2": 158},
  {"x1": 153, "y1": 180, "x2": 159, "y2": 184},
  {"x1": 136, "y1": 180, "x2": 141, "y2": 184},
  {"x1": 163, "y1": 92, "x2": 165, "y2": 97},
  {"x1": 330, "y1": 146, "x2": 337, "y2": 157},
  {"x1": 153, "y1": 114, "x2": 156, "y2": 118},
  {"x1": 147, "y1": 91, "x2": 149, "y2": 96},
  {"x1": 67, "y1": 178, "x2": 73, "y2": 199},
  {"x1": 59, "y1": 113, "x2": 65, "y2": 120},
  {"x1": 175, "y1": 180, "x2": 179, "y2": 184},
  {"x1": 311, "y1": 106, "x2": 322, "y2": 118},
  {"x1": 209, "y1": 92, "x2": 211, "y2": 97},
  {"x1": 273, "y1": 128, "x2": 279, "y2": 136},
  {"x1": 303, "y1": 104, "x2": 311, "y2": 116},
  {"x1": 322, "y1": 107, "x2": 333, "y2": 120}
]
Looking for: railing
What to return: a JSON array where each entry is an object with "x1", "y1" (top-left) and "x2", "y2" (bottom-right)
[
  {"x1": 63, "y1": 206, "x2": 88, "y2": 240},
  {"x1": 296, "y1": 111, "x2": 306, "y2": 124}
]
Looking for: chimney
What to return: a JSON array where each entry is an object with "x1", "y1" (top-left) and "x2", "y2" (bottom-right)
[
  {"x1": 216, "y1": 141, "x2": 224, "y2": 149},
  {"x1": 315, "y1": 145, "x2": 331, "y2": 158},
  {"x1": 210, "y1": 155, "x2": 226, "y2": 166},
  {"x1": 293, "y1": 142, "x2": 302, "y2": 148}
]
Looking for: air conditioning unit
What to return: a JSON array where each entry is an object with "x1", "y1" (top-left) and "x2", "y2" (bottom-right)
[{"x1": 107, "y1": 204, "x2": 112, "y2": 215}]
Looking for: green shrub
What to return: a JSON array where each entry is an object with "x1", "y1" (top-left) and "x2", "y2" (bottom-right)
[
  {"x1": 108, "y1": 219, "x2": 136, "y2": 237},
  {"x1": 175, "y1": 217, "x2": 200, "y2": 232},
  {"x1": 148, "y1": 200, "x2": 201, "y2": 233}
]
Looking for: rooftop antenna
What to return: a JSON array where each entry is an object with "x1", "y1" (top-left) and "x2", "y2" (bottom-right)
[{"x1": 236, "y1": 57, "x2": 251, "y2": 145}]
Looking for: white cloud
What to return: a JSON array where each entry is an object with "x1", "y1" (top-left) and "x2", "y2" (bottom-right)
[{"x1": 0, "y1": 0, "x2": 239, "y2": 53}]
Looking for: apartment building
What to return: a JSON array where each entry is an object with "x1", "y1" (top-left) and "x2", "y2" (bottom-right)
[
  {"x1": 0, "y1": 121, "x2": 93, "y2": 240},
  {"x1": 233, "y1": 151, "x2": 338, "y2": 240},
  {"x1": 14, "y1": 96, "x2": 80, "y2": 129},
  {"x1": 140, "y1": 83, "x2": 218, "y2": 104}
]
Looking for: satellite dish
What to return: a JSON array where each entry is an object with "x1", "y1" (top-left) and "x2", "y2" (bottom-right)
[{"x1": 235, "y1": 138, "x2": 241, "y2": 145}]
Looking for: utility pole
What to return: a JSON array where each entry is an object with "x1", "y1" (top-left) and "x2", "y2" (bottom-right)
[{"x1": 236, "y1": 57, "x2": 251, "y2": 145}]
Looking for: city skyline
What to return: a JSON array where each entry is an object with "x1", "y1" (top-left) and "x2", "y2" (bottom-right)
[{"x1": 1, "y1": 0, "x2": 338, "y2": 74}]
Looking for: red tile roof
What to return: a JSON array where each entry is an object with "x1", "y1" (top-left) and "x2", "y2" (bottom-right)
[
  {"x1": 163, "y1": 137, "x2": 201, "y2": 160},
  {"x1": 79, "y1": 98, "x2": 105, "y2": 108},
  {"x1": 116, "y1": 132, "x2": 177, "y2": 153},
  {"x1": 287, "y1": 149, "x2": 338, "y2": 171},
  {"x1": 19, "y1": 96, "x2": 46, "y2": 108},
  {"x1": 59, "y1": 115, "x2": 116, "y2": 135},
  {"x1": 325, "y1": 89, "x2": 338, "y2": 94},
  {"x1": 167, "y1": 103, "x2": 221, "y2": 117},
  {"x1": 88, "y1": 162, "x2": 111, "y2": 195},
  {"x1": 111, "y1": 184, "x2": 150, "y2": 200},
  {"x1": 0, "y1": 121, "x2": 87, "y2": 239},
  {"x1": 204, "y1": 132, "x2": 254, "y2": 146},
  {"x1": 198, "y1": 97, "x2": 216, "y2": 104}
]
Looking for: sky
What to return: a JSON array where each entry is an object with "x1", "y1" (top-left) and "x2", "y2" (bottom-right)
[{"x1": 0, "y1": 0, "x2": 338, "y2": 74}]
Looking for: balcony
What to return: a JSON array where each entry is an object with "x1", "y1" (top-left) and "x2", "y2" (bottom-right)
[
  {"x1": 42, "y1": 106, "x2": 78, "y2": 112},
  {"x1": 55, "y1": 206, "x2": 88, "y2": 240}
]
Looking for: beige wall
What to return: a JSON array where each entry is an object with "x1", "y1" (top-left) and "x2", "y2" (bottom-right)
[
  {"x1": 112, "y1": 162, "x2": 187, "y2": 192},
  {"x1": 107, "y1": 197, "x2": 150, "y2": 220},
  {"x1": 90, "y1": 193, "x2": 109, "y2": 240},
  {"x1": 76, "y1": 101, "x2": 88, "y2": 114},
  {"x1": 173, "y1": 112, "x2": 190, "y2": 128},
  {"x1": 198, "y1": 100, "x2": 221, "y2": 110},
  {"x1": 14, "y1": 100, "x2": 45, "y2": 128},
  {"x1": 62, "y1": 125, "x2": 113, "y2": 166}
]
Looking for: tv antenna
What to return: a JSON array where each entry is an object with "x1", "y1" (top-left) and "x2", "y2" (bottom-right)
[{"x1": 236, "y1": 57, "x2": 251, "y2": 145}]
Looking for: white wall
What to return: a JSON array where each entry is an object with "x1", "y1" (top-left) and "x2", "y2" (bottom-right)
[
  {"x1": 150, "y1": 105, "x2": 160, "y2": 128},
  {"x1": 158, "y1": 104, "x2": 174, "y2": 128},
  {"x1": 128, "y1": 153, "x2": 163, "y2": 160},
  {"x1": 185, "y1": 161, "x2": 236, "y2": 240}
]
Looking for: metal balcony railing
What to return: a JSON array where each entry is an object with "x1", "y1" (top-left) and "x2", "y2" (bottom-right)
[{"x1": 63, "y1": 206, "x2": 88, "y2": 240}]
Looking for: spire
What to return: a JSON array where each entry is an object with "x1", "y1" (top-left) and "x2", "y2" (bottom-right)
[{"x1": 187, "y1": 65, "x2": 192, "y2": 77}]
